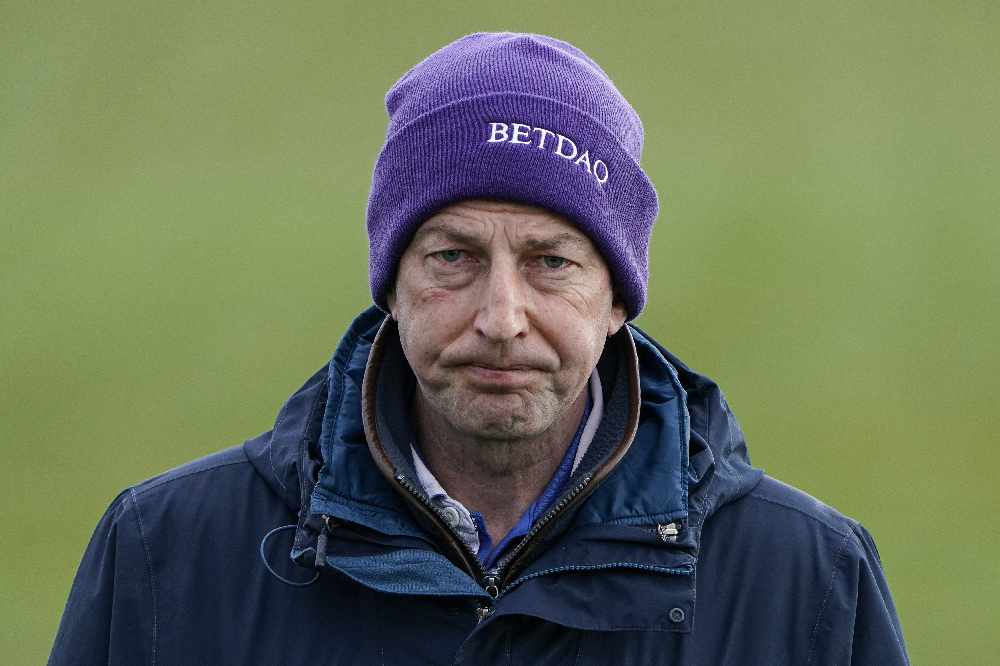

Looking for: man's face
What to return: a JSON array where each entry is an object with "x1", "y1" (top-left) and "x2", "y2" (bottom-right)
[{"x1": 388, "y1": 198, "x2": 627, "y2": 441}]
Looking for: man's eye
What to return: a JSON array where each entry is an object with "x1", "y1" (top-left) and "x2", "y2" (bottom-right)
[
  {"x1": 437, "y1": 249, "x2": 463, "y2": 263},
  {"x1": 541, "y1": 255, "x2": 568, "y2": 269}
]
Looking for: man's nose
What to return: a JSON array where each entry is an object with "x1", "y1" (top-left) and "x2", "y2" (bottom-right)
[{"x1": 474, "y1": 260, "x2": 529, "y2": 342}]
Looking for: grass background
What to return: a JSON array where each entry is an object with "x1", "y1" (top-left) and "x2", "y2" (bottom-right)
[{"x1": 3, "y1": 1, "x2": 998, "y2": 662}]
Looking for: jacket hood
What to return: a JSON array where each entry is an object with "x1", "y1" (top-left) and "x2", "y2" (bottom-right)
[
  {"x1": 245, "y1": 306, "x2": 763, "y2": 619},
  {"x1": 630, "y1": 324, "x2": 765, "y2": 528}
]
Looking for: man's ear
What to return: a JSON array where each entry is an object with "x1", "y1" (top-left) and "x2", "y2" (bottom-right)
[{"x1": 608, "y1": 296, "x2": 628, "y2": 337}]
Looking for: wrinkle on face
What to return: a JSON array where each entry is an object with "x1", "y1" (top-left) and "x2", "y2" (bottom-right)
[{"x1": 390, "y1": 198, "x2": 626, "y2": 445}]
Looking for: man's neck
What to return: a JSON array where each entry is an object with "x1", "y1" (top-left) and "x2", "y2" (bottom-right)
[{"x1": 412, "y1": 389, "x2": 588, "y2": 546}]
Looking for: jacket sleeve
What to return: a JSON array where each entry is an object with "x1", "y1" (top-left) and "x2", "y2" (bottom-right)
[
  {"x1": 812, "y1": 522, "x2": 910, "y2": 665},
  {"x1": 48, "y1": 489, "x2": 156, "y2": 666}
]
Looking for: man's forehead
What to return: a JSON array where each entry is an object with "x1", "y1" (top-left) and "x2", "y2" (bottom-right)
[{"x1": 412, "y1": 200, "x2": 591, "y2": 247}]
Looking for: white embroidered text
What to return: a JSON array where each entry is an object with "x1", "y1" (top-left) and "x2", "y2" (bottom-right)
[{"x1": 486, "y1": 122, "x2": 609, "y2": 185}]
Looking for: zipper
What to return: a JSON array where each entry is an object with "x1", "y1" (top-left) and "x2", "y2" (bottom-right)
[
  {"x1": 483, "y1": 569, "x2": 501, "y2": 599},
  {"x1": 478, "y1": 569, "x2": 501, "y2": 624},
  {"x1": 488, "y1": 472, "x2": 594, "y2": 592},
  {"x1": 394, "y1": 473, "x2": 490, "y2": 584},
  {"x1": 314, "y1": 514, "x2": 338, "y2": 569},
  {"x1": 395, "y1": 472, "x2": 594, "y2": 601},
  {"x1": 397, "y1": 470, "x2": 598, "y2": 601}
]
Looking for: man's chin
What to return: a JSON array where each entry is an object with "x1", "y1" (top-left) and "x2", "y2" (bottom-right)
[{"x1": 448, "y1": 400, "x2": 547, "y2": 440}]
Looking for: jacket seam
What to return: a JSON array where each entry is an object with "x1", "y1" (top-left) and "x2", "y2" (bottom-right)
[
  {"x1": 269, "y1": 408, "x2": 291, "y2": 495},
  {"x1": 745, "y1": 492, "x2": 851, "y2": 538},
  {"x1": 128, "y1": 488, "x2": 159, "y2": 666},
  {"x1": 576, "y1": 509, "x2": 687, "y2": 527},
  {"x1": 132, "y1": 459, "x2": 249, "y2": 498},
  {"x1": 806, "y1": 530, "x2": 852, "y2": 665}
]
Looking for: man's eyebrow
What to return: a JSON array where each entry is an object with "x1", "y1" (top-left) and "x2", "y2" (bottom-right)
[
  {"x1": 411, "y1": 223, "x2": 484, "y2": 246},
  {"x1": 520, "y1": 232, "x2": 590, "y2": 253},
  {"x1": 412, "y1": 224, "x2": 591, "y2": 253}
]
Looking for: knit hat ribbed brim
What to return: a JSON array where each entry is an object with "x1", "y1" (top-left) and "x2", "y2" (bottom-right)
[{"x1": 365, "y1": 32, "x2": 660, "y2": 319}]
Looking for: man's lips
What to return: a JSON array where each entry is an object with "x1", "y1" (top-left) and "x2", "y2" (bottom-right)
[
  {"x1": 468, "y1": 363, "x2": 534, "y2": 371},
  {"x1": 458, "y1": 363, "x2": 539, "y2": 389}
]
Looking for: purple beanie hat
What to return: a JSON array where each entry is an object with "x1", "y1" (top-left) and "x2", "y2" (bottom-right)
[{"x1": 365, "y1": 32, "x2": 660, "y2": 320}]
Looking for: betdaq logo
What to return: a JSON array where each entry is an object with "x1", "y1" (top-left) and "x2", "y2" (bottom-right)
[{"x1": 486, "y1": 122, "x2": 609, "y2": 185}]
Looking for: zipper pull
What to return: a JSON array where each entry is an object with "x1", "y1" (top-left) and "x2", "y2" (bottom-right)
[
  {"x1": 474, "y1": 604, "x2": 493, "y2": 623},
  {"x1": 315, "y1": 514, "x2": 337, "y2": 570},
  {"x1": 483, "y1": 568, "x2": 501, "y2": 599},
  {"x1": 478, "y1": 568, "x2": 502, "y2": 623}
]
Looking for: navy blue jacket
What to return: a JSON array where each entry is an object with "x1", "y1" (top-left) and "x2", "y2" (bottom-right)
[{"x1": 49, "y1": 306, "x2": 909, "y2": 665}]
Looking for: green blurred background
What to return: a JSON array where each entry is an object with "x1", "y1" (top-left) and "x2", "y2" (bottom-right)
[{"x1": 3, "y1": 1, "x2": 997, "y2": 662}]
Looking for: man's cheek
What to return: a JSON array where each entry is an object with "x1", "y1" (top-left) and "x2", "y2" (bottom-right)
[{"x1": 416, "y1": 284, "x2": 459, "y2": 307}]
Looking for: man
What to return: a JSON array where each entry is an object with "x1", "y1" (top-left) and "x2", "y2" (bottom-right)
[{"x1": 50, "y1": 32, "x2": 909, "y2": 665}]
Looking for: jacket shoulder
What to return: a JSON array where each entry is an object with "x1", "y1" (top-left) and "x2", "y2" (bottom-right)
[
  {"x1": 124, "y1": 444, "x2": 292, "y2": 545},
  {"x1": 726, "y1": 474, "x2": 886, "y2": 568},
  {"x1": 702, "y1": 473, "x2": 867, "y2": 575},
  {"x1": 130, "y1": 444, "x2": 250, "y2": 498},
  {"x1": 743, "y1": 474, "x2": 859, "y2": 539}
]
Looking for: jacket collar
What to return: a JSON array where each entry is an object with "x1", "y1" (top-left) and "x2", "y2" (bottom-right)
[{"x1": 245, "y1": 305, "x2": 762, "y2": 631}]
